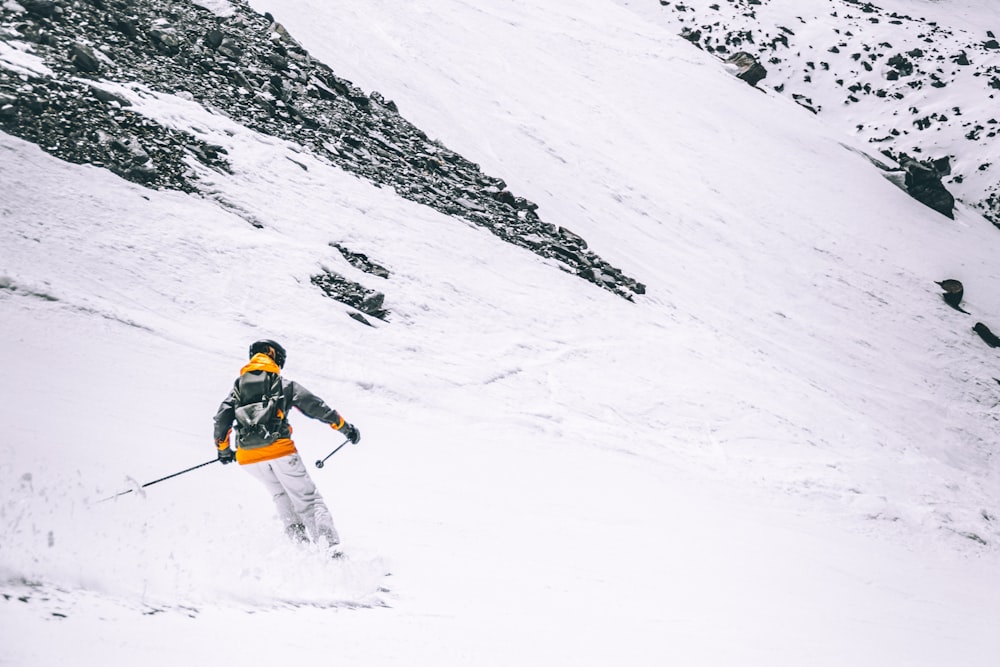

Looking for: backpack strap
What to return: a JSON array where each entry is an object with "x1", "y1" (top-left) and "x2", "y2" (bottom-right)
[{"x1": 269, "y1": 372, "x2": 286, "y2": 419}]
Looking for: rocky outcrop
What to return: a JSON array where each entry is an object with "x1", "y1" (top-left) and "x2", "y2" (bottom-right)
[
  {"x1": 0, "y1": 0, "x2": 645, "y2": 305},
  {"x1": 311, "y1": 269, "x2": 388, "y2": 326},
  {"x1": 973, "y1": 322, "x2": 1000, "y2": 348},
  {"x1": 654, "y1": 0, "x2": 1000, "y2": 226},
  {"x1": 899, "y1": 155, "x2": 955, "y2": 219},
  {"x1": 724, "y1": 52, "x2": 768, "y2": 87},
  {"x1": 936, "y1": 279, "x2": 965, "y2": 311}
]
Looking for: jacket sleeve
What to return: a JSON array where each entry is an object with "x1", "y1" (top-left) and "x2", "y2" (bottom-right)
[
  {"x1": 286, "y1": 379, "x2": 344, "y2": 427},
  {"x1": 213, "y1": 386, "x2": 238, "y2": 443}
]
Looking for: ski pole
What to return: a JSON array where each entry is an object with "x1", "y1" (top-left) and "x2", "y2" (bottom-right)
[
  {"x1": 100, "y1": 458, "x2": 219, "y2": 502},
  {"x1": 315, "y1": 438, "x2": 350, "y2": 469}
]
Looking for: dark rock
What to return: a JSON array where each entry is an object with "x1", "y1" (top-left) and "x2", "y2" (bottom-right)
[
  {"x1": 936, "y1": 279, "x2": 964, "y2": 308},
  {"x1": 149, "y1": 28, "x2": 182, "y2": 56},
  {"x1": 331, "y1": 243, "x2": 390, "y2": 279},
  {"x1": 930, "y1": 156, "x2": 951, "y2": 176},
  {"x1": 792, "y1": 93, "x2": 818, "y2": 114},
  {"x1": 558, "y1": 226, "x2": 588, "y2": 249},
  {"x1": 886, "y1": 54, "x2": 913, "y2": 77},
  {"x1": 20, "y1": 0, "x2": 57, "y2": 19},
  {"x1": 681, "y1": 28, "x2": 702, "y2": 45},
  {"x1": 901, "y1": 156, "x2": 955, "y2": 218},
  {"x1": 264, "y1": 52, "x2": 288, "y2": 70},
  {"x1": 725, "y1": 52, "x2": 767, "y2": 85},
  {"x1": 360, "y1": 292, "x2": 385, "y2": 315},
  {"x1": 69, "y1": 43, "x2": 101, "y2": 73},
  {"x1": 491, "y1": 188, "x2": 517, "y2": 207},
  {"x1": 217, "y1": 37, "x2": 243, "y2": 60},
  {"x1": 204, "y1": 29, "x2": 224, "y2": 50},
  {"x1": 311, "y1": 270, "x2": 390, "y2": 320},
  {"x1": 308, "y1": 75, "x2": 342, "y2": 101},
  {"x1": 115, "y1": 19, "x2": 139, "y2": 40},
  {"x1": 974, "y1": 322, "x2": 1000, "y2": 348},
  {"x1": 348, "y1": 312, "x2": 373, "y2": 326},
  {"x1": 89, "y1": 86, "x2": 131, "y2": 107}
]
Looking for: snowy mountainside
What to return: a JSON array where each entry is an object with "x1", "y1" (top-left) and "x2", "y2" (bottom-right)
[
  {"x1": 2, "y1": 0, "x2": 1000, "y2": 665},
  {"x1": 626, "y1": 0, "x2": 1000, "y2": 223},
  {"x1": 0, "y1": 0, "x2": 643, "y2": 302}
]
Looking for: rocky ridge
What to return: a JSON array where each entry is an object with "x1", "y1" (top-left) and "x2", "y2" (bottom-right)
[
  {"x1": 654, "y1": 0, "x2": 1000, "y2": 225},
  {"x1": 0, "y1": 0, "x2": 645, "y2": 322}
]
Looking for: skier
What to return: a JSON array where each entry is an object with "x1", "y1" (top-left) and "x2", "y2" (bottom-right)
[{"x1": 213, "y1": 339, "x2": 361, "y2": 549}]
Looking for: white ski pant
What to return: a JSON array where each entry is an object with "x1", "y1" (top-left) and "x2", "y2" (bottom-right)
[{"x1": 243, "y1": 453, "x2": 340, "y2": 545}]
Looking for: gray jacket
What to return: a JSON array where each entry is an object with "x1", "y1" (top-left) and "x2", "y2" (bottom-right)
[{"x1": 213, "y1": 374, "x2": 344, "y2": 447}]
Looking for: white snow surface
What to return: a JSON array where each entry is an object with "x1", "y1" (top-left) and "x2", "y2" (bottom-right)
[{"x1": 2, "y1": 0, "x2": 1000, "y2": 665}]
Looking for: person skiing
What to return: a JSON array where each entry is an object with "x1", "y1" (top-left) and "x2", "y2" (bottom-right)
[{"x1": 213, "y1": 339, "x2": 361, "y2": 549}]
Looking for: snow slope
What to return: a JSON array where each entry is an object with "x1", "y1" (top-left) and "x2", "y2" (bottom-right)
[{"x1": 2, "y1": 0, "x2": 1000, "y2": 664}]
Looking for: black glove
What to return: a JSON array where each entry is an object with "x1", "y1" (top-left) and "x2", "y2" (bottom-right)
[
  {"x1": 218, "y1": 447, "x2": 236, "y2": 465},
  {"x1": 341, "y1": 422, "x2": 361, "y2": 445}
]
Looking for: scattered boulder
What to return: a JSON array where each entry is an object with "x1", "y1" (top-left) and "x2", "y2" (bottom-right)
[
  {"x1": 936, "y1": 279, "x2": 965, "y2": 310},
  {"x1": 311, "y1": 270, "x2": 389, "y2": 322},
  {"x1": 69, "y1": 43, "x2": 101, "y2": 73},
  {"x1": 973, "y1": 322, "x2": 1000, "y2": 348},
  {"x1": 900, "y1": 155, "x2": 955, "y2": 218},
  {"x1": 724, "y1": 52, "x2": 768, "y2": 86},
  {"x1": 203, "y1": 29, "x2": 225, "y2": 50},
  {"x1": 680, "y1": 28, "x2": 702, "y2": 45},
  {"x1": 88, "y1": 86, "x2": 131, "y2": 107},
  {"x1": 217, "y1": 38, "x2": 244, "y2": 61},
  {"x1": 885, "y1": 54, "x2": 914, "y2": 78},
  {"x1": 20, "y1": 0, "x2": 57, "y2": 19},
  {"x1": 331, "y1": 243, "x2": 390, "y2": 279}
]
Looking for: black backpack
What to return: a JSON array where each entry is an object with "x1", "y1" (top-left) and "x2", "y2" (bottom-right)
[{"x1": 233, "y1": 370, "x2": 289, "y2": 448}]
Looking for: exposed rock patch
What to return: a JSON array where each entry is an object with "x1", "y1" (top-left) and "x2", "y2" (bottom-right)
[
  {"x1": 654, "y1": 0, "x2": 1000, "y2": 225},
  {"x1": 311, "y1": 269, "x2": 388, "y2": 324},
  {"x1": 0, "y1": 0, "x2": 645, "y2": 304}
]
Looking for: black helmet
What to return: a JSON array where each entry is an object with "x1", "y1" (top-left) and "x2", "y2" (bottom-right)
[{"x1": 249, "y1": 339, "x2": 287, "y2": 368}]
